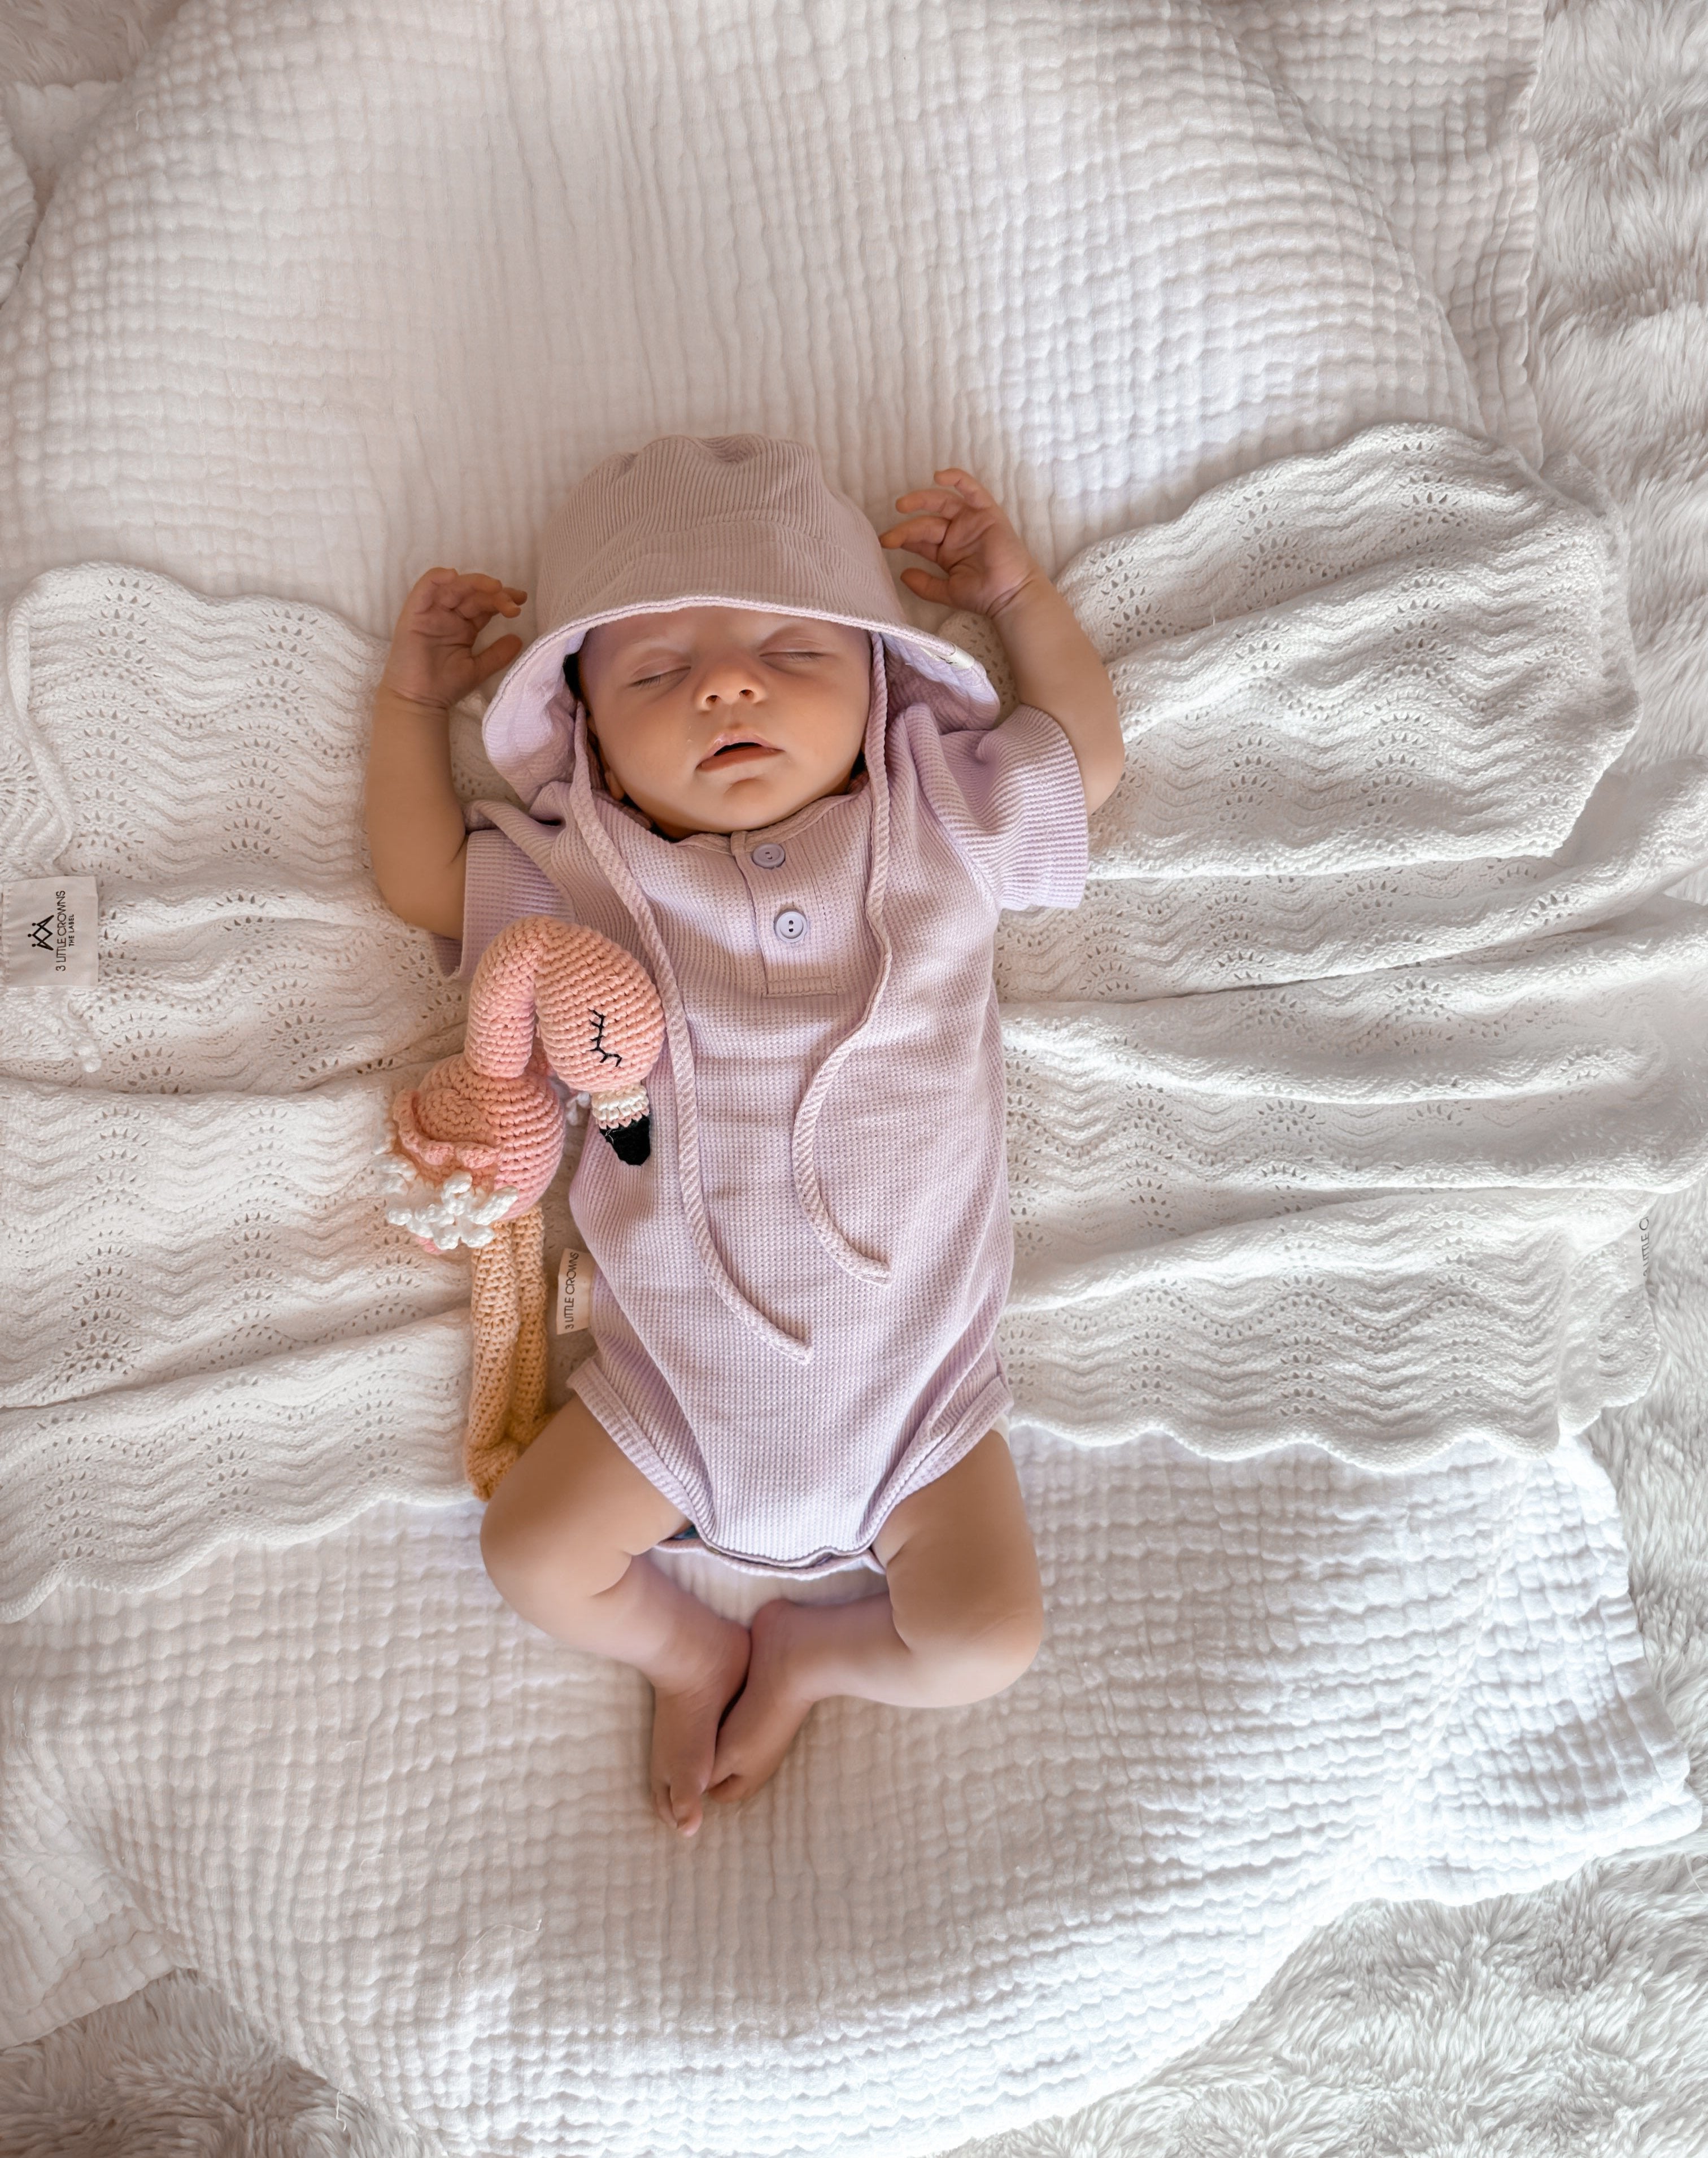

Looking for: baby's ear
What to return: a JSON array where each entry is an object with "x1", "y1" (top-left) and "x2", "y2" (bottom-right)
[{"x1": 587, "y1": 726, "x2": 626, "y2": 803}]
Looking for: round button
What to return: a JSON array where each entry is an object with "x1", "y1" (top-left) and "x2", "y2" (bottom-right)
[
  {"x1": 751, "y1": 841, "x2": 787, "y2": 869},
  {"x1": 773, "y1": 908, "x2": 808, "y2": 943}
]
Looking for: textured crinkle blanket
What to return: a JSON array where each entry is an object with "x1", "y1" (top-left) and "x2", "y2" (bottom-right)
[
  {"x1": 0, "y1": 0, "x2": 1541, "y2": 621},
  {"x1": 0, "y1": 1435, "x2": 1696, "y2": 2155},
  {"x1": 1, "y1": 0, "x2": 1703, "y2": 2152},
  {"x1": 5, "y1": 425, "x2": 1708, "y2": 1610}
]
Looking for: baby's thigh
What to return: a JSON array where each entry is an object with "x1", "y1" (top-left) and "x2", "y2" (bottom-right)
[
  {"x1": 874, "y1": 1429, "x2": 1044, "y2": 1669},
  {"x1": 479, "y1": 1393, "x2": 689, "y2": 1600}
]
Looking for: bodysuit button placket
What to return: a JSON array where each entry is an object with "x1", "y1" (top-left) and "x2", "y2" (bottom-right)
[{"x1": 733, "y1": 823, "x2": 836, "y2": 991}]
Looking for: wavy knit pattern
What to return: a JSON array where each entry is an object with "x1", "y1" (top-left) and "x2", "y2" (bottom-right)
[
  {"x1": 0, "y1": 572, "x2": 473, "y2": 1089},
  {"x1": 7, "y1": 420, "x2": 1708, "y2": 1601},
  {"x1": 979, "y1": 430, "x2": 1708, "y2": 1467}
]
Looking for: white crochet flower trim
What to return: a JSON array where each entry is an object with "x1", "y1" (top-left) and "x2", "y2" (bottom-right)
[{"x1": 373, "y1": 1144, "x2": 518, "y2": 1252}]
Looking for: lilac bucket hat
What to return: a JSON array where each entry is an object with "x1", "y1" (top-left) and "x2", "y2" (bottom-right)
[{"x1": 481, "y1": 434, "x2": 1001, "y2": 805}]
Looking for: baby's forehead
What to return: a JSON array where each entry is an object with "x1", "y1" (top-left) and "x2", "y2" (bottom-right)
[{"x1": 584, "y1": 606, "x2": 855, "y2": 653}]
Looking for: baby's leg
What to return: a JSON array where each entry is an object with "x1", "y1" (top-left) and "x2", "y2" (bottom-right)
[
  {"x1": 706, "y1": 1429, "x2": 1044, "y2": 1805},
  {"x1": 480, "y1": 1394, "x2": 750, "y2": 1838}
]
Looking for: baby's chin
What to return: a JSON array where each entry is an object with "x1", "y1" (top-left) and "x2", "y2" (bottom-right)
[{"x1": 655, "y1": 765, "x2": 848, "y2": 836}]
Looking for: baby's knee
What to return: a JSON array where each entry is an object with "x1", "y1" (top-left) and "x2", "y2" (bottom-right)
[
  {"x1": 912, "y1": 1591, "x2": 1043, "y2": 1703},
  {"x1": 480, "y1": 1489, "x2": 627, "y2": 1618},
  {"x1": 963, "y1": 1598, "x2": 1044, "y2": 1691},
  {"x1": 478, "y1": 1397, "x2": 674, "y2": 1615}
]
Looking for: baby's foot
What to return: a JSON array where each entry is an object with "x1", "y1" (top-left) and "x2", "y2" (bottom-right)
[
  {"x1": 650, "y1": 1614, "x2": 752, "y2": 1839},
  {"x1": 703, "y1": 1598, "x2": 817, "y2": 1807}
]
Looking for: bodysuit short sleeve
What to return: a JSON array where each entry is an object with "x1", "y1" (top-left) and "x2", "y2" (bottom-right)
[
  {"x1": 429, "y1": 826, "x2": 577, "y2": 982},
  {"x1": 918, "y1": 703, "x2": 1091, "y2": 914}
]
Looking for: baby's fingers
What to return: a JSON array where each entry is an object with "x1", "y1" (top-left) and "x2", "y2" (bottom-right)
[
  {"x1": 892, "y1": 487, "x2": 965, "y2": 517},
  {"x1": 931, "y1": 467, "x2": 995, "y2": 505},
  {"x1": 879, "y1": 513, "x2": 950, "y2": 555},
  {"x1": 451, "y1": 576, "x2": 526, "y2": 622},
  {"x1": 472, "y1": 634, "x2": 524, "y2": 682},
  {"x1": 897, "y1": 565, "x2": 953, "y2": 605},
  {"x1": 412, "y1": 568, "x2": 526, "y2": 616},
  {"x1": 453, "y1": 572, "x2": 525, "y2": 603}
]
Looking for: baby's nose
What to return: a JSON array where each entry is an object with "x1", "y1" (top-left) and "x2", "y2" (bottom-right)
[{"x1": 697, "y1": 651, "x2": 764, "y2": 701}]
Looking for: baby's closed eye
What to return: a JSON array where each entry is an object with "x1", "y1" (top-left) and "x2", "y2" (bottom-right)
[{"x1": 633, "y1": 649, "x2": 823, "y2": 685}]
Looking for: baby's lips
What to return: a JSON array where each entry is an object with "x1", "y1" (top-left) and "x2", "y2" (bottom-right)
[{"x1": 696, "y1": 739, "x2": 780, "y2": 770}]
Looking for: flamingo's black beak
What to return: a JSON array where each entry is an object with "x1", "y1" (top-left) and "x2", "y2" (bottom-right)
[{"x1": 600, "y1": 1116, "x2": 651, "y2": 1165}]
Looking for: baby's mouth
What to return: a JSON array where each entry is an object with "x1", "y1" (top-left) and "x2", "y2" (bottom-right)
[{"x1": 697, "y1": 735, "x2": 779, "y2": 770}]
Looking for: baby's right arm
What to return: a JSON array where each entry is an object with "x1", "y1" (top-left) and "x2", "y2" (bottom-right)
[{"x1": 365, "y1": 569, "x2": 527, "y2": 940}]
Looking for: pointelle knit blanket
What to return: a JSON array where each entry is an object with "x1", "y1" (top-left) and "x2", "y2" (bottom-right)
[{"x1": 5, "y1": 423, "x2": 1708, "y2": 1612}]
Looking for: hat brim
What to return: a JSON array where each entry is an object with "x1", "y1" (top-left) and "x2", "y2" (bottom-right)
[{"x1": 482, "y1": 598, "x2": 1001, "y2": 808}]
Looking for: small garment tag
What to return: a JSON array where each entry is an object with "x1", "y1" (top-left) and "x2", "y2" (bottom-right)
[
  {"x1": 3, "y1": 877, "x2": 99, "y2": 989},
  {"x1": 556, "y1": 1246, "x2": 597, "y2": 1335}
]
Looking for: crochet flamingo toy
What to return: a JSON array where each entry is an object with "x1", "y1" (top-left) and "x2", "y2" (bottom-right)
[{"x1": 374, "y1": 915, "x2": 665, "y2": 1500}]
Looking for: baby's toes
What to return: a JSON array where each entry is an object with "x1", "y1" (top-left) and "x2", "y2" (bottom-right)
[
  {"x1": 704, "y1": 1711, "x2": 752, "y2": 1798},
  {"x1": 654, "y1": 1773, "x2": 704, "y2": 1837},
  {"x1": 704, "y1": 1761, "x2": 748, "y2": 1804},
  {"x1": 704, "y1": 1687, "x2": 813, "y2": 1804}
]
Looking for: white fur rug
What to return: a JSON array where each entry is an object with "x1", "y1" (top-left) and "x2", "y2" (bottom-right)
[
  {"x1": 1, "y1": 1, "x2": 1706, "y2": 2153},
  {"x1": 0, "y1": 0, "x2": 180, "y2": 88}
]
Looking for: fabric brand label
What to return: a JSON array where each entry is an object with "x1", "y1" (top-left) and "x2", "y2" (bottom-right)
[
  {"x1": 3, "y1": 877, "x2": 99, "y2": 989},
  {"x1": 556, "y1": 1246, "x2": 596, "y2": 1335}
]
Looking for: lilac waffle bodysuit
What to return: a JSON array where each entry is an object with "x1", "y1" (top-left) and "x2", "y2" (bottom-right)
[{"x1": 439, "y1": 631, "x2": 1087, "y2": 1579}]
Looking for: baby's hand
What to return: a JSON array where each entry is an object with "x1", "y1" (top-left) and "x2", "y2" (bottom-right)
[
  {"x1": 379, "y1": 568, "x2": 529, "y2": 712},
  {"x1": 878, "y1": 469, "x2": 1041, "y2": 621}
]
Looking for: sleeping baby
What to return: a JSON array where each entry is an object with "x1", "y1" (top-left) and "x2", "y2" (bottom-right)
[{"x1": 364, "y1": 435, "x2": 1123, "y2": 1837}]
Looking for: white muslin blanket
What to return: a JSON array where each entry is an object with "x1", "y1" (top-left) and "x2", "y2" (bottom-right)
[
  {"x1": 2, "y1": 0, "x2": 1703, "y2": 2150},
  {"x1": 0, "y1": 0, "x2": 1541, "y2": 623},
  {"x1": 0, "y1": 1438, "x2": 1695, "y2": 2156}
]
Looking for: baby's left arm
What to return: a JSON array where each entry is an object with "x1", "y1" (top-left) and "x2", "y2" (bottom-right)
[{"x1": 880, "y1": 469, "x2": 1125, "y2": 814}]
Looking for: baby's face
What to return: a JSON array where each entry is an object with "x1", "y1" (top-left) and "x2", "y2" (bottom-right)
[{"x1": 577, "y1": 606, "x2": 872, "y2": 839}]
